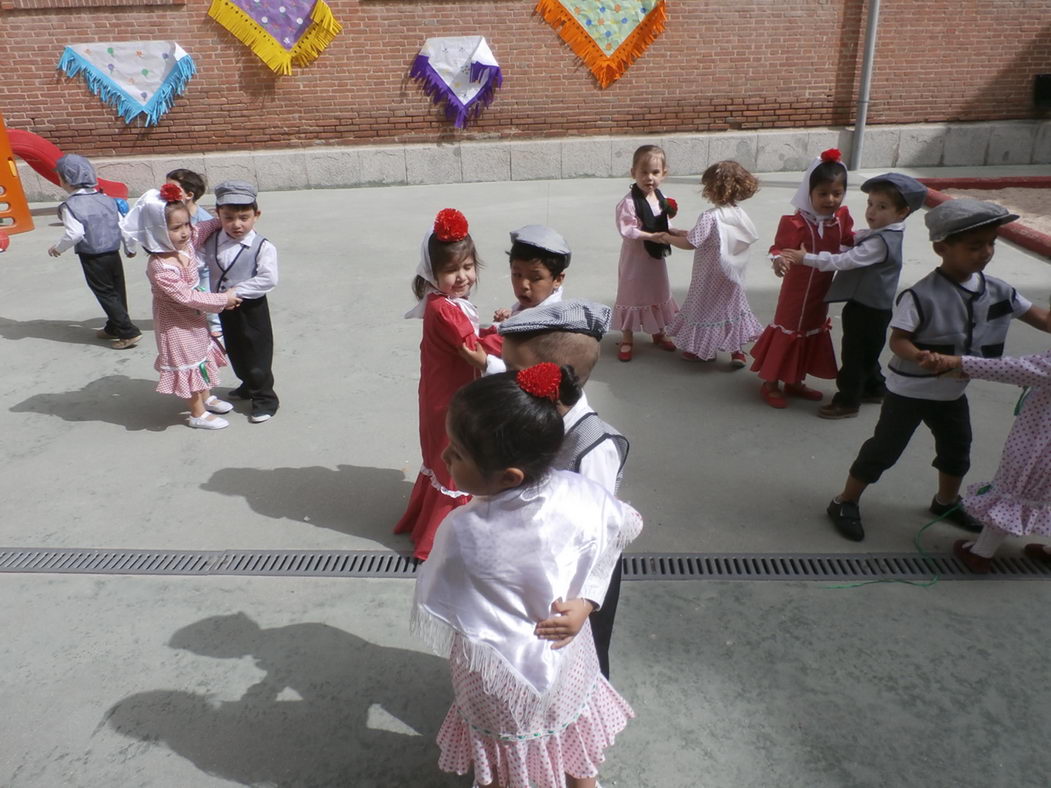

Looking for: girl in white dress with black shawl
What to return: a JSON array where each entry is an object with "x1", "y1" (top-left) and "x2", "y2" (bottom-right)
[{"x1": 412, "y1": 362, "x2": 642, "y2": 788}]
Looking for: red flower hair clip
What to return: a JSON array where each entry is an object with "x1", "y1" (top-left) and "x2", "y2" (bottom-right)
[
  {"x1": 159, "y1": 183, "x2": 184, "y2": 203},
  {"x1": 820, "y1": 148, "x2": 842, "y2": 164},
  {"x1": 665, "y1": 197, "x2": 678, "y2": 219},
  {"x1": 434, "y1": 208, "x2": 469, "y2": 242},
  {"x1": 516, "y1": 362, "x2": 562, "y2": 402}
]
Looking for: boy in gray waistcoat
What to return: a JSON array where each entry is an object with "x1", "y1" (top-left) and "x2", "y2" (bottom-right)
[
  {"x1": 827, "y1": 198, "x2": 1051, "y2": 542},
  {"x1": 499, "y1": 297, "x2": 630, "y2": 680},
  {"x1": 782, "y1": 173, "x2": 927, "y2": 419},
  {"x1": 48, "y1": 154, "x2": 141, "y2": 348}
]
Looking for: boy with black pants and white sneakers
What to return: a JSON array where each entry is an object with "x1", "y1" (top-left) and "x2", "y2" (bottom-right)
[
  {"x1": 827, "y1": 198, "x2": 1051, "y2": 541},
  {"x1": 195, "y1": 181, "x2": 279, "y2": 423},
  {"x1": 497, "y1": 294, "x2": 629, "y2": 679},
  {"x1": 782, "y1": 173, "x2": 927, "y2": 419},
  {"x1": 48, "y1": 154, "x2": 141, "y2": 349}
]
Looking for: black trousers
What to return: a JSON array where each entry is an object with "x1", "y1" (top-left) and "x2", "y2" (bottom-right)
[
  {"x1": 219, "y1": 295, "x2": 279, "y2": 416},
  {"x1": 589, "y1": 560, "x2": 622, "y2": 680},
  {"x1": 850, "y1": 391, "x2": 972, "y2": 484},
  {"x1": 78, "y1": 251, "x2": 139, "y2": 338},
  {"x1": 832, "y1": 301, "x2": 891, "y2": 408}
]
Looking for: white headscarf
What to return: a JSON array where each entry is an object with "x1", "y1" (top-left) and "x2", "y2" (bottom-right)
[
  {"x1": 120, "y1": 189, "x2": 178, "y2": 254},
  {"x1": 790, "y1": 155, "x2": 848, "y2": 238},
  {"x1": 713, "y1": 205, "x2": 759, "y2": 284},
  {"x1": 403, "y1": 229, "x2": 479, "y2": 328}
]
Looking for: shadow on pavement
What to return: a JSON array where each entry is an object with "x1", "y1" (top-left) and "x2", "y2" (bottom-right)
[
  {"x1": 9, "y1": 374, "x2": 174, "y2": 432},
  {"x1": 200, "y1": 464, "x2": 412, "y2": 550},
  {"x1": 104, "y1": 613, "x2": 461, "y2": 788},
  {"x1": 0, "y1": 315, "x2": 153, "y2": 345}
]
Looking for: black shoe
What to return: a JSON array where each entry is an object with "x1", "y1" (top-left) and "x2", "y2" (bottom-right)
[
  {"x1": 929, "y1": 496, "x2": 982, "y2": 532},
  {"x1": 827, "y1": 499, "x2": 864, "y2": 541}
]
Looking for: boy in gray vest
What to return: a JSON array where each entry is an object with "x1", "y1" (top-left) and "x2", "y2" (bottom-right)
[
  {"x1": 194, "y1": 181, "x2": 280, "y2": 423},
  {"x1": 47, "y1": 154, "x2": 141, "y2": 348},
  {"x1": 499, "y1": 298, "x2": 630, "y2": 679},
  {"x1": 827, "y1": 198, "x2": 1051, "y2": 541},
  {"x1": 781, "y1": 173, "x2": 927, "y2": 419}
]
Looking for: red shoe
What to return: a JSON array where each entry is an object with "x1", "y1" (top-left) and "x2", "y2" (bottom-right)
[
  {"x1": 760, "y1": 382, "x2": 787, "y2": 409},
  {"x1": 729, "y1": 351, "x2": 747, "y2": 369},
  {"x1": 785, "y1": 382, "x2": 824, "y2": 401},
  {"x1": 617, "y1": 342, "x2": 633, "y2": 362},
  {"x1": 1023, "y1": 543, "x2": 1051, "y2": 564},
  {"x1": 652, "y1": 333, "x2": 676, "y2": 351},
  {"x1": 953, "y1": 539, "x2": 991, "y2": 574}
]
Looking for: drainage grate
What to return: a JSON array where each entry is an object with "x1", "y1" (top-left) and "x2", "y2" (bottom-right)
[{"x1": 1, "y1": 548, "x2": 1050, "y2": 581}]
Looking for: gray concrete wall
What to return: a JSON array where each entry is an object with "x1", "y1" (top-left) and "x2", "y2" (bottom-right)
[{"x1": 16, "y1": 120, "x2": 1051, "y2": 201}]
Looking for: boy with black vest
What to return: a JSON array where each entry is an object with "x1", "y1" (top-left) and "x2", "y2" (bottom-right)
[
  {"x1": 48, "y1": 154, "x2": 141, "y2": 348},
  {"x1": 782, "y1": 173, "x2": 927, "y2": 419},
  {"x1": 499, "y1": 299, "x2": 630, "y2": 679},
  {"x1": 827, "y1": 198, "x2": 1051, "y2": 541},
  {"x1": 195, "y1": 181, "x2": 280, "y2": 423}
]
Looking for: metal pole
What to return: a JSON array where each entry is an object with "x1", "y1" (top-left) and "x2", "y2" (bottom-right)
[{"x1": 849, "y1": 0, "x2": 882, "y2": 171}]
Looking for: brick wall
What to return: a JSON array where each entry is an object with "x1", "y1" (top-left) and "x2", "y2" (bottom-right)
[{"x1": 1, "y1": 0, "x2": 1048, "y2": 157}]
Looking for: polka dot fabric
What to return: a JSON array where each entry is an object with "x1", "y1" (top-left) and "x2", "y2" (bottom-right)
[
  {"x1": 436, "y1": 627, "x2": 633, "y2": 788},
  {"x1": 962, "y1": 350, "x2": 1051, "y2": 537}
]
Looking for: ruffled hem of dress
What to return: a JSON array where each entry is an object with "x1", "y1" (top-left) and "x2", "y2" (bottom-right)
[
  {"x1": 436, "y1": 677, "x2": 634, "y2": 788},
  {"x1": 612, "y1": 298, "x2": 679, "y2": 333},
  {"x1": 154, "y1": 344, "x2": 227, "y2": 399},
  {"x1": 962, "y1": 483, "x2": 1051, "y2": 537},
  {"x1": 749, "y1": 320, "x2": 837, "y2": 383},
  {"x1": 667, "y1": 310, "x2": 763, "y2": 357},
  {"x1": 393, "y1": 472, "x2": 470, "y2": 559}
]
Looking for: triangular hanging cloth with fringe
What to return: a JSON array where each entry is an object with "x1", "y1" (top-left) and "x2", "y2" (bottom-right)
[
  {"x1": 410, "y1": 36, "x2": 502, "y2": 128},
  {"x1": 207, "y1": 0, "x2": 342, "y2": 76},
  {"x1": 57, "y1": 42, "x2": 196, "y2": 126},
  {"x1": 535, "y1": 0, "x2": 667, "y2": 88}
]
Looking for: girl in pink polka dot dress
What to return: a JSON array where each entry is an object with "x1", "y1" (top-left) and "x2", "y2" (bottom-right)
[
  {"x1": 412, "y1": 363, "x2": 642, "y2": 788},
  {"x1": 921, "y1": 315, "x2": 1051, "y2": 572}
]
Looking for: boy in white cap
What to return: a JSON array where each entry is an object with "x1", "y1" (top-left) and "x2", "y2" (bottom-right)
[
  {"x1": 194, "y1": 180, "x2": 280, "y2": 423},
  {"x1": 48, "y1": 153, "x2": 141, "y2": 348},
  {"x1": 827, "y1": 198, "x2": 1051, "y2": 541},
  {"x1": 491, "y1": 224, "x2": 571, "y2": 322}
]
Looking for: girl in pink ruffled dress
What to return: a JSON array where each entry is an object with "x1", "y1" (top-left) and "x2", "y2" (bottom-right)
[
  {"x1": 928, "y1": 327, "x2": 1051, "y2": 572},
  {"x1": 413, "y1": 363, "x2": 642, "y2": 788},
  {"x1": 121, "y1": 185, "x2": 240, "y2": 429}
]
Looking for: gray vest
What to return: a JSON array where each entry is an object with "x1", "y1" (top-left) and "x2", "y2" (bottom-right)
[
  {"x1": 61, "y1": 192, "x2": 121, "y2": 255},
  {"x1": 553, "y1": 411, "x2": 629, "y2": 493},
  {"x1": 825, "y1": 227, "x2": 903, "y2": 310},
  {"x1": 888, "y1": 269, "x2": 1017, "y2": 379},
  {"x1": 203, "y1": 232, "x2": 267, "y2": 293}
]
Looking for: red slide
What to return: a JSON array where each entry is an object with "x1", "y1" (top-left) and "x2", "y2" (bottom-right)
[{"x1": 8, "y1": 128, "x2": 128, "y2": 199}]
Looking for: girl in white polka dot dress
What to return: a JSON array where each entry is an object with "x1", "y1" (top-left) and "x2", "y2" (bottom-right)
[
  {"x1": 412, "y1": 363, "x2": 642, "y2": 788},
  {"x1": 920, "y1": 312, "x2": 1051, "y2": 572}
]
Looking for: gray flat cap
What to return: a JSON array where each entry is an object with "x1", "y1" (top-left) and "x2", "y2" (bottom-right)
[
  {"x1": 499, "y1": 298, "x2": 611, "y2": 340},
  {"x1": 55, "y1": 154, "x2": 97, "y2": 188},
  {"x1": 215, "y1": 180, "x2": 258, "y2": 206},
  {"x1": 925, "y1": 197, "x2": 1018, "y2": 242},
  {"x1": 510, "y1": 225, "x2": 571, "y2": 259},
  {"x1": 861, "y1": 172, "x2": 928, "y2": 213}
]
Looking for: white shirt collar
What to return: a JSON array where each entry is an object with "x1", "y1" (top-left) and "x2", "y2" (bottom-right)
[
  {"x1": 219, "y1": 229, "x2": 256, "y2": 247},
  {"x1": 562, "y1": 391, "x2": 592, "y2": 431}
]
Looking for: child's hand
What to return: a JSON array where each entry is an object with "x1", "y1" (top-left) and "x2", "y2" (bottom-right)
[
  {"x1": 534, "y1": 597, "x2": 595, "y2": 649},
  {"x1": 492, "y1": 308, "x2": 512, "y2": 322},
  {"x1": 771, "y1": 256, "x2": 789, "y2": 277},
  {"x1": 780, "y1": 248, "x2": 806, "y2": 266},
  {"x1": 48, "y1": 246, "x2": 62, "y2": 258},
  {"x1": 458, "y1": 341, "x2": 489, "y2": 370},
  {"x1": 224, "y1": 291, "x2": 242, "y2": 309}
]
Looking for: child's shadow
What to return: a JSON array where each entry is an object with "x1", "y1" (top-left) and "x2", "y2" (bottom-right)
[
  {"x1": 104, "y1": 613, "x2": 460, "y2": 788},
  {"x1": 0, "y1": 315, "x2": 154, "y2": 346},
  {"x1": 10, "y1": 374, "x2": 173, "y2": 432},
  {"x1": 200, "y1": 465, "x2": 411, "y2": 549}
]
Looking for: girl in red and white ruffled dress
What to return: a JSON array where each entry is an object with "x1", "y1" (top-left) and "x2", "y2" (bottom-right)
[
  {"x1": 413, "y1": 363, "x2": 641, "y2": 788},
  {"x1": 121, "y1": 185, "x2": 240, "y2": 429},
  {"x1": 750, "y1": 149, "x2": 855, "y2": 408}
]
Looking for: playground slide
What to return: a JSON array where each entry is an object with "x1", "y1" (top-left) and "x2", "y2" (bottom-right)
[{"x1": 8, "y1": 129, "x2": 128, "y2": 199}]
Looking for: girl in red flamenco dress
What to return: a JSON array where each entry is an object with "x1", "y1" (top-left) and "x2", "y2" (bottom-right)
[
  {"x1": 394, "y1": 209, "x2": 503, "y2": 559},
  {"x1": 750, "y1": 149, "x2": 854, "y2": 408}
]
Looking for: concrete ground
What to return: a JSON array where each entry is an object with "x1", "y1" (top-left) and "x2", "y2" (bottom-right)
[{"x1": 2, "y1": 165, "x2": 1050, "y2": 787}]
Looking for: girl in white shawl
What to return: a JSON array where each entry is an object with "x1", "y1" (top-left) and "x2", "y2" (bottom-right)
[{"x1": 413, "y1": 362, "x2": 642, "y2": 788}]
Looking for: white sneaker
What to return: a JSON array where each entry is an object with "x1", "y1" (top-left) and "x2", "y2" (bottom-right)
[
  {"x1": 188, "y1": 414, "x2": 229, "y2": 430},
  {"x1": 249, "y1": 413, "x2": 272, "y2": 424},
  {"x1": 205, "y1": 396, "x2": 234, "y2": 414}
]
